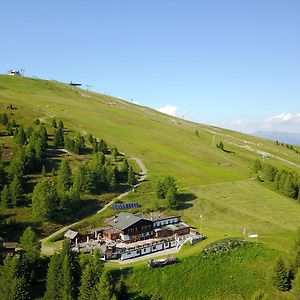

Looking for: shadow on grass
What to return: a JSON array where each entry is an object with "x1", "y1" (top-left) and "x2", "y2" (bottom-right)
[{"x1": 177, "y1": 192, "x2": 197, "y2": 210}]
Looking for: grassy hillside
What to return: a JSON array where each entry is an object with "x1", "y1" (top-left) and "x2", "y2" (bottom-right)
[{"x1": 1, "y1": 75, "x2": 300, "y2": 298}]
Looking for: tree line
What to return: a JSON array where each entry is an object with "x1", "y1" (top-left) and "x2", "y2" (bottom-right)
[
  {"x1": 253, "y1": 159, "x2": 300, "y2": 201},
  {"x1": 156, "y1": 176, "x2": 181, "y2": 209},
  {"x1": 0, "y1": 229, "x2": 129, "y2": 299}
]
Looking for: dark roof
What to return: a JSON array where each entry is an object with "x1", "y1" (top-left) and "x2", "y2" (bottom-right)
[
  {"x1": 155, "y1": 215, "x2": 180, "y2": 221},
  {"x1": 108, "y1": 212, "x2": 143, "y2": 230},
  {"x1": 3, "y1": 242, "x2": 17, "y2": 249},
  {"x1": 104, "y1": 227, "x2": 120, "y2": 234},
  {"x1": 64, "y1": 230, "x2": 78, "y2": 239}
]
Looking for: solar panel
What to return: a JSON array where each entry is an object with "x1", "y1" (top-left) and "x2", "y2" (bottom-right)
[{"x1": 112, "y1": 202, "x2": 140, "y2": 210}]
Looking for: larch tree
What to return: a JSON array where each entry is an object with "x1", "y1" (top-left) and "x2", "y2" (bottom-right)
[
  {"x1": 1, "y1": 185, "x2": 12, "y2": 208},
  {"x1": 44, "y1": 254, "x2": 62, "y2": 300},
  {"x1": 284, "y1": 174, "x2": 297, "y2": 199},
  {"x1": 9, "y1": 175, "x2": 22, "y2": 207},
  {"x1": 127, "y1": 166, "x2": 135, "y2": 186},
  {"x1": 96, "y1": 271, "x2": 113, "y2": 300},
  {"x1": 57, "y1": 160, "x2": 72, "y2": 192},
  {"x1": 273, "y1": 257, "x2": 291, "y2": 291},
  {"x1": 78, "y1": 265, "x2": 94, "y2": 300},
  {"x1": 19, "y1": 227, "x2": 40, "y2": 262}
]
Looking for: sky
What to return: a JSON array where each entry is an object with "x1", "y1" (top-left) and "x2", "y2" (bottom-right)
[{"x1": 1, "y1": 1, "x2": 300, "y2": 133}]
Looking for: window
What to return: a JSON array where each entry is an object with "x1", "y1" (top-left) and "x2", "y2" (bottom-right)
[{"x1": 152, "y1": 246, "x2": 156, "y2": 250}]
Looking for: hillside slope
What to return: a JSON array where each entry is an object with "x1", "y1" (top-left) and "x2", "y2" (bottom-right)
[{"x1": 1, "y1": 75, "x2": 300, "y2": 251}]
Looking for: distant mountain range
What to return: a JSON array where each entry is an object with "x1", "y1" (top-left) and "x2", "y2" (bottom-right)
[{"x1": 252, "y1": 131, "x2": 300, "y2": 146}]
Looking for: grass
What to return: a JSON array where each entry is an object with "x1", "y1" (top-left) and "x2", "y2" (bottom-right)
[
  {"x1": 117, "y1": 243, "x2": 279, "y2": 300},
  {"x1": 1, "y1": 75, "x2": 300, "y2": 298}
]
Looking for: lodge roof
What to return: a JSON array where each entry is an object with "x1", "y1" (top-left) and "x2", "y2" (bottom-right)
[
  {"x1": 64, "y1": 230, "x2": 78, "y2": 239},
  {"x1": 108, "y1": 212, "x2": 146, "y2": 230},
  {"x1": 3, "y1": 242, "x2": 17, "y2": 249}
]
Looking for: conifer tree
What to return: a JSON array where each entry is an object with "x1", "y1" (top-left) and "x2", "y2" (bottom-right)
[
  {"x1": 1, "y1": 185, "x2": 11, "y2": 208},
  {"x1": 262, "y1": 164, "x2": 277, "y2": 182},
  {"x1": 53, "y1": 127, "x2": 64, "y2": 147},
  {"x1": 167, "y1": 186, "x2": 179, "y2": 209},
  {"x1": 0, "y1": 256, "x2": 29, "y2": 300},
  {"x1": 57, "y1": 160, "x2": 72, "y2": 192},
  {"x1": 62, "y1": 254, "x2": 74, "y2": 300},
  {"x1": 19, "y1": 227, "x2": 40, "y2": 262},
  {"x1": 127, "y1": 166, "x2": 135, "y2": 186},
  {"x1": 52, "y1": 118, "x2": 57, "y2": 129},
  {"x1": 14, "y1": 126, "x2": 27, "y2": 146},
  {"x1": 284, "y1": 174, "x2": 297, "y2": 199},
  {"x1": 107, "y1": 167, "x2": 117, "y2": 191},
  {"x1": 96, "y1": 271, "x2": 113, "y2": 300},
  {"x1": 78, "y1": 265, "x2": 94, "y2": 300},
  {"x1": 273, "y1": 257, "x2": 291, "y2": 291},
  {"x1": 9, "y1": 175, "x2": 22, "y2": 207},
  {"x1": 44, "y1": 254, "x2": 62, "y2": 300},
  {"x1": 88, "y1": 133, "x2": 94, "y2": 144},
  {"x1": 120, "y1": 158, "x2": 129, "y2": 174},
  {"x1": 32, "y1": 179, "x2": 58, "y2": 220},
  {"x1": 156, "y1": 180, "x2": 165, "y2": 199},
  {"x1": 253, "y1": 159, "x2": 262, "y2": 173},
  {"x1": 2, "y1": 113, "x2": 8, "y2": 125}
]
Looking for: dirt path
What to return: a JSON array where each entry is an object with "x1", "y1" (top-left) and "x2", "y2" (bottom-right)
[
  {"x1": 205, "y1": 128, "x2": 300, "y2": 170},
  {"x1": 40, "y1": 155, "x2": 147, "y2": 255}
]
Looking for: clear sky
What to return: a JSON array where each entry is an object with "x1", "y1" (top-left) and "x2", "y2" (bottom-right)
[{"x1": 1, "y1": 1, "x2": 300, "y2": 133}]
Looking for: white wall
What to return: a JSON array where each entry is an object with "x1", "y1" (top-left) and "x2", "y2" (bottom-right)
[
  {"x1": 120, "y1": 233, "x2": 130, "y2": 241},
  {"x1": 153, "y1": 217, "x2": 179, "y2": 228}
]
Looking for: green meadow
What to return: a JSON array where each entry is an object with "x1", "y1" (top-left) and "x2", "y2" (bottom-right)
[{"x1": 1, "y1": 75, "x2": 300, "y2": 298}]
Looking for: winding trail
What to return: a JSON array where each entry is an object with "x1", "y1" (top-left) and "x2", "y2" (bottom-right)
[{"x1": 40, "y1": 155, "x2": 147, "y2": 255}]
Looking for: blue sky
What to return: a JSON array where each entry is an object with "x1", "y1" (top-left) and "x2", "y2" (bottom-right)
[{"x1": 1, "y1": 1, "x2": 300, "y2": 133}]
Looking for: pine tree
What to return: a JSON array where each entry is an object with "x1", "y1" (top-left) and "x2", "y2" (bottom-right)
[
  {"x1": 14, "y1": 126, "x2": 27, "y2": 146},
  {"x1": 0, "y1": 256, "x2": 29, "y2": 300},
  {"x1": 9, "y1": 175, "x2": 22, "y2": 207},
  {"x1": 273, "y1": 172, "x2": 281, "y2": 190},
  {"x1": 58, "y1": 120, "x2": 64, "y2": 130},
  {"x1": 53, "y1": 127, "x2": 64, "y2": 147},
  {"x1": 2, "y1": 113, "x2": 8, "y2": 125},
  {"x1": 62, "y1": 254, "x2": 74, "y2": 300},
  {"x1": 166, "y1": 186, "x2": 179, "y2": 209},
  {"x1": 73, "y1": 164, "x2": 93, "y2": 193},
  {"x1": 273, "y1": 257, "x2": 291, "y2": 291},
  {"x1": 78, "y1": 265, "x2": 94, "y2": 300},
  {"x1": 44, "y1": 254, "x2": 62, "y2": 300},
  {"x1": 92, "y1": 248, "x2": 103, "y2": 282},
  {"x1": 279, "y1": 171, "x2": 288, "y2": 193},
  {"x1": 262, "y1": 164, "x2": 277, "y2": 182},
  {"x1": 120, "y1": 158, "x2": 129, "y2": 174},
  {"x1": 292, "y1": 268, "x2": 300, "y2": 300},
  {"x1": 107, "y1": 167, "x2": 117, "y2": 191},
  {"x1": 52, "y1": 118, "x2": 57, "y2": 129},
  {"x1": 156, "y1": 180, "x2": 165, "y2": 199},
  {"x1": 32, "y1": 179, "x2": 58, "y2": 220},
  {"x1": 57, "y1": 160, "x2": 72, "y2": 192},
  {"x1": 1, "y1": 185, "x2": 12, "y2": 208},
  {"x1": 88, "y1": 133, "x2": 94, "y2": 144},
  {"x1": 284, "y1": 174, "x2": 297, "y2": 199},
  {"x1": 19, "y1": 227, "x2": 40, "y2": 262},
  {"x1": 127, "y1": 166, "x2": 135, "y2": 186},
  {"x1": 253, "y1": 159, "x2": 262, "y2": 173},
  {"x1": 96, "y1": 271, "x2": 113, "y2": 300}
]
